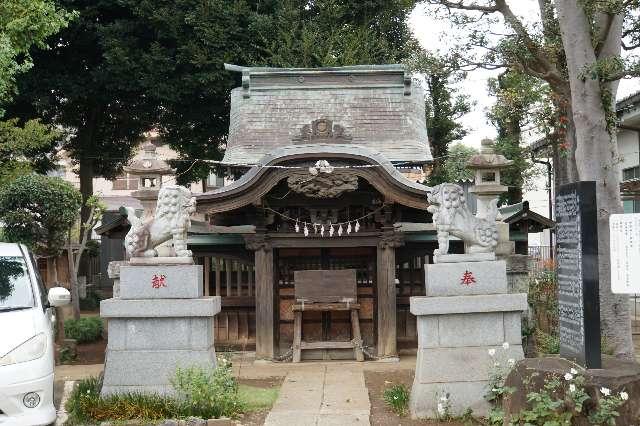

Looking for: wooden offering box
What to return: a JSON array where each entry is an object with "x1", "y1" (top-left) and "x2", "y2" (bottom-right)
[
  {"x1": 294, "y1": 269, "x2": 357, "y2": 303},
  {"x1": 292, "y1": 269, "x2": 363, "y2": 362}
]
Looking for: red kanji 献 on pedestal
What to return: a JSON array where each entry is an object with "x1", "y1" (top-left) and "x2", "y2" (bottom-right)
[{"x1": 151, "y1": 274, "x2": 167, "y2": 289}]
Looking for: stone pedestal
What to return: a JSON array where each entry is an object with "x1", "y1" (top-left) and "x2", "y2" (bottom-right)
[
  {"x1": 100, "y1": 263, "x2": 220, "y2": 396},
  {"x1": 410, "y1": 257, "x2": 527, "y2": 418}
]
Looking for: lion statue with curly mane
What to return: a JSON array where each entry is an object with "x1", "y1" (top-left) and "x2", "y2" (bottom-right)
[
  {"x1": 427, "y1": 183, "x2": 498, "y2": 255},
  {"x1": 124, "y1": 185, "x2": 196, "y2": 258}
]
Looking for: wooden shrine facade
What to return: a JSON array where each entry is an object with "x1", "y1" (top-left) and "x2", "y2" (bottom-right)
[{"x1": 195, "y1": 145, "x2": 436, "y2": 360}]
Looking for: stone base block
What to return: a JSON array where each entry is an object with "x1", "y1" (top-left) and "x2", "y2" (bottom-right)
[
  {"x1": 101, "y1": 348, "x2": 217, "y2": 396},
  {"x1": 415, "y1": 345, "x2": 524, "y2": 383},
  {"x1": 101, "y1": 296, "x2": 221, "y2": 318},
  {"x1": 433, "y1": 253, "x2": 495, "y2": 264},
  {"x1": 119, "y1": 264, "x2": 203, "y2": 299},
  {"x1": 410, "y1": 293, "x2": 528, "y2": 316},
  {"x1": 410, "y1": 380, "x2": 491, "y2": 419},
  {"x1": 411, "y1": 345, "x2": 524, "y2": 419},
  {"x1": 416, "y1": 311, "x2": 524, "y2": 348},
  {"x1": 129, "y1": 256, "x2": 194, "y2": 265},
  {"x1": 425, "y1": 260, "x2": 507, "y2": 296},
  {"x1": 107, "y1": 317, "x2": 213, "y2": 350}
]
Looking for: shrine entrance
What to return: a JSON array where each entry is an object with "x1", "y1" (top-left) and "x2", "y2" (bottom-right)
[{"x1": 275, "y1": 247, "x2": 376, "y2": 359}]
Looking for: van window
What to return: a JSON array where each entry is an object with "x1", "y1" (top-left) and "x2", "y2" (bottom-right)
[
  {"x1": 27, "y1": 252, "x2": 48, "y2": 310},
  {"x1": 0, "y1": 257, "x2": 35, "y2": 311}
]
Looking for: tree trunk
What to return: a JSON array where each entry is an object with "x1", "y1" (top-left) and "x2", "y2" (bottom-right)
[
  {"x1": 67, "y1": 245, "x2": 81, "y2": 320},
  {"x1": 78, "y1": 104, "x2": 101, "y2": 227},
  {"x1": 79, "y1": 157, "x2": 94, "y2": 229},
  {"x1": 555, "y1": 1, "x2": 633, "y2": 359}
]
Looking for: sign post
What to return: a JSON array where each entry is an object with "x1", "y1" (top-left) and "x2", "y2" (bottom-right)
[
  {"x1": 610, "y1": 213, "x2": 640, "y2": 294},
  {"x1": 555, "y1": 181, "x2": 601, "y2": 369}
]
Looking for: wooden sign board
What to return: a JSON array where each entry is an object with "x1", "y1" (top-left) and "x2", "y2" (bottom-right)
[
  {"x1": 294, "y1": 269, "x2": 357, "y2": 303},
  {"x1": 555, "y1": 181, "x2": 601, "y2": 369},
  {"x1": 610, "y1": 213, "x2": 640, "y2": 294}
]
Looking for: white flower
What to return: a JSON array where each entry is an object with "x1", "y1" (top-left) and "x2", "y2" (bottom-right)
[
  {"x1": 564, "y1": 373, "x2": 573, "y2": 381},
  {"x1": 569, "y1": 384, "x2": 576, "y2": 393},
  {"x1": 507, "y1": 358, "x2": 516, "y2": 367},
  {"x1": 600, "y1": 387, "x2": 611, "y2": 396},
  {"x1": 620, "y1": 391, "x2": 629, "y2": 401},
  {"x1": 492, "y1": 387, "x2": 499, "y2": 392},
  {"x1": 494, "y1": 362, "x2": 501, "y2": 367},
  {"x1": 440, "y1": 395, "x2": 448, "y2": 402},
  {"x1": 502, "y1": 342, "x2": 510, "y2": 350},
  {"x1": 488, "y1": 348, "x2": 496, "y2": 357},
  {"x1": 570, "y1": 368, "x2": 578, "y2": 375},
  {"x1": 437, "y1": 402, "x2": 445, "y2": 415}
]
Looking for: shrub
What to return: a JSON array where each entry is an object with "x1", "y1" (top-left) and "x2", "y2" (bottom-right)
[
  {"x1": 535, "y1": 329, "x2": 560, "y2": 355},
  {"x1": 79, "y1": 290, "x2": 102, "y2": 311},
  {"x1": 65, "y1": 376, "x2": 180, "y2": 425},
  {"x1": 66, "y1": 357, "x2": 246, "y2": 424},
  {"x1": 485, "y1": 349, "x2": 629, "y2": 426},
  {"x1": 171, "y1": 358, "x2": 244, "y2": 419},
  {"x1": 383, "y1": 384, "x2": 410, "y2": 416},
  {"x1": 64, "y1": 316, "x2": 103, "y2": 343}
]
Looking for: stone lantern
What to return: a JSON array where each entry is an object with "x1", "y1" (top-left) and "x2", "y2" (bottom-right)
[
  {"x1": 467, "y1": 138, "x2": 513, "y2": 218},
  {"x1": 467, "y1": 138, "x2": 514, "y2": 256},
  {"x1": 123, "y1": 141, "x2": 173, "y2": 217}
]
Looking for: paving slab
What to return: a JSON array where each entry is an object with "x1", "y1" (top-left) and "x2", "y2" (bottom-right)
[{"x1": 265, "y1": 364, "x2": 370, "y2": 426}]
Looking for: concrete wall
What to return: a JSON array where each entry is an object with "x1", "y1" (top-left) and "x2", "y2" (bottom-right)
[{"x1": 618, "y1": 128, "x2": 640, "y2": 180}]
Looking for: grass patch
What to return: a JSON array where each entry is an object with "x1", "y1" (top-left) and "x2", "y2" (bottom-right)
[
  {"x1": 65, "y1": 359, "x2": 279, "y2": 425},
  {"x1": 238, "y1": 384, "x2": 279, "y2": 411},
  {"x1": 383, "y1": 384, "x2": 410, "y2": 416}
]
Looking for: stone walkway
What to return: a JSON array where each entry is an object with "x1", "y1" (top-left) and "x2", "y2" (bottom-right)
[{"x1": 264, "y1": 365, "x2": 370, "y2": 426}]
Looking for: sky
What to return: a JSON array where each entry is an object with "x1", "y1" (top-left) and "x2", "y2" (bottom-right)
[{"x1": 408, "y1": 1, "x2": 640, "y2": 150}]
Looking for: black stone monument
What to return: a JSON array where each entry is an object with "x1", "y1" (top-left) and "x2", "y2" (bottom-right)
[{"x1": 555, "y1": 181, "x2": 601, "y2": 369}]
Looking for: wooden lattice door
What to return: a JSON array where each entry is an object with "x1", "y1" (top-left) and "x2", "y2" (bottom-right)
[{"x1": 275, "y1": 247, "x2": 376, "y2": 359}]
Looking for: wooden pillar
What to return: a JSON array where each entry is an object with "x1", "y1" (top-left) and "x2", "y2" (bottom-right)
[
  {"x1": 245, "y1": 234, "x2": 276, "y2": 360},
  {"x1": 204, "y1": 256, "x2": 210, "y2": 296},
  {"x1": 377, "y1": 230, "x2": 403, "y2": 359}
]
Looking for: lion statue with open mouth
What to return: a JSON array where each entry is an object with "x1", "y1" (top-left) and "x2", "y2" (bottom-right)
[
  {"x1": 427, "y1": 183, "x2": 498, "y2": 255},
  {"x1": 124, "y1": 185, "x2": 196, "y2": 258}
]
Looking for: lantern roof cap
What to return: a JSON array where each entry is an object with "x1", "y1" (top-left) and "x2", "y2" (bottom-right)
[
  {"x1": 123, "y1": 141, "x2": 174, "y2": 175},
  {"x1": 466, "y1": 138, "x2": 513, "y2": 170}
]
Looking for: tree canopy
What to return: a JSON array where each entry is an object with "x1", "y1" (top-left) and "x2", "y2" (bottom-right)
[
  {"x1": 410, "y1": 51, "x2": 471, "y2": 186},
  {"x1": 0, "y1": 0, "x2": 74, "y2": 109},
  {"x1": 487, "y1": 70, "x2": 546, "y2": 204},
  {"x1": 9, "y1": 0, "x2": 419, "y2": 207},
  {"x1": 0, "y1": 0, "x2": 74, "y2": 188},
  {"x1": 423, "y1": 0, "x2": 640, "y2": 358},
  {"x1": 0, "y1": 174, "x2": 82, "y2": 257},
  {"x1": 439, "y1": 143, "x2": 477, "y2": 183}
]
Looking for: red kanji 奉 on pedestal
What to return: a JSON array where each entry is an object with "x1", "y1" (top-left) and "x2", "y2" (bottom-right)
[{"x1": 460, "y1": 270, "x2": 476, "y2": 286}]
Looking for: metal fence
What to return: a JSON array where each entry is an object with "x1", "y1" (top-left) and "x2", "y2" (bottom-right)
[
  {"x1": 529, "y1": 246, "x2": 640, "y2": 335},
  {"x1": 528, "y1": 245, "x2": 554, "y2": 276},
  {"x1": 631, "y1": 294, "x2": 640, "y2": 335}
]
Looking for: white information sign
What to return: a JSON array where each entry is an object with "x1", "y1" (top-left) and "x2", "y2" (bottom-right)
[{"x1": 610, "y1": 213, "x2": 640, "y2": 294}]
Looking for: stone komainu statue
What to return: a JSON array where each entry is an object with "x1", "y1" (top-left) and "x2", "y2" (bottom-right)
[
  {"x1": 124, "y1": 185, "x2": 196, "y2": 258},
  {"x1": 427, "y1": 183, "x2": 498, "y2": 255}
]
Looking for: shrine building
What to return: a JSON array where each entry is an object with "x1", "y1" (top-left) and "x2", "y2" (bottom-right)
[{"x1": 191, "y1": 64, "x2": 440, "y2": 361}]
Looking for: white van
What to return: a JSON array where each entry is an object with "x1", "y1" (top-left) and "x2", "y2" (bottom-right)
[{"x1": 0, "y1": 243, "x2": 70, "y2": 426}]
